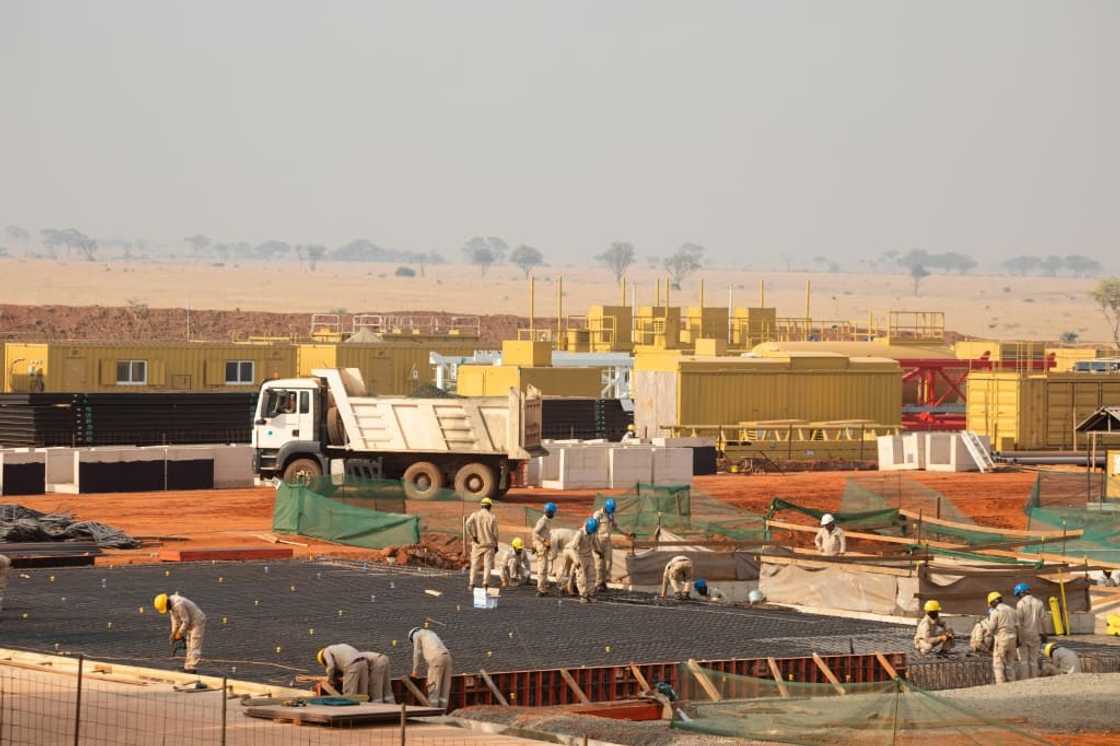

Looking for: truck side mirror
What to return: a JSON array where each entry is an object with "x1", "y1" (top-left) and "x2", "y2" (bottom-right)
[{"x1": 255, "y1": 418, "x2": 267, "y2": 425}]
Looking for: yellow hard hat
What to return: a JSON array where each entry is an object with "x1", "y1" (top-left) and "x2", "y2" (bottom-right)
[
  {"x1": 923, "y1": 599, "x2": 942, "y2": 613},
  {"x1": 1043, "y1": 643, "x2": 1056, "y2": 658},
  {"x1": 511, "y1": 537, "x2": 524, "y2": 550},
  {"x1": 153, "y1": 593, "x2": 169, "y2": 615},
  {"x1": 986, "y1": 591, "x2": 1002, "y2": 605},
  {"x1": 480, "y1": 497, "x2": 493, "y2": 507},
  {"x1": 627, "y1": 424, "x2": 635, "y2": 431},
  {"x1": 316, "y1": 648, "x2": 327, "y2": 667}
]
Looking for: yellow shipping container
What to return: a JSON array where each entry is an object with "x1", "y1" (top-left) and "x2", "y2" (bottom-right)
[
  {"x1": 966, "y1": 371, "x2": 1120, "y2": 450},
  {"x1": 586, "y1": 305, "x2": 633, "y2": 352},
  {"x1": 955, "y1": 339, "x2": 1047, "y2": 362},
  {"x1": 633, "y1": 351, "x2": 901, "y2": 438},
  {"x1": 297, "y1": 337, "x2": 477, "y2": 396},
  {"x1": 3, "y1": 341, "x2": 297, "y2": 392},
  {"x1": 681, "y1": 307, "x2": 729, "y2": 346},
  {"x1": 1045, "y1": 346, "x2": 1115, "y2": 372},
  {"x1": 456, "y1": 365, "x2": 604, "y2": 397}
]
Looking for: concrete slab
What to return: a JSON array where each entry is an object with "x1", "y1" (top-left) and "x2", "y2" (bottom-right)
[
  {"x1": 651, "y1": 447, "x2": 692, "y2": 485},
  {"x1": 608, "y1": 446, "x2": 653, "y2": 488}
]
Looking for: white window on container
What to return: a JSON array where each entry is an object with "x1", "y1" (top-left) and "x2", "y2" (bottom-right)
[
  {"x1": 116, "y1": 360, "x2": 147, "y2": 385},
  {"x1": 225, "y1": 360, "x2": 255, "y2": 385}
]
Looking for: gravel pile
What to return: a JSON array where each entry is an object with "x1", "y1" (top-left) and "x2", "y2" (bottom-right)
[{"x1": 935, "y1": 672, "x2": 1120, "y2": 733}]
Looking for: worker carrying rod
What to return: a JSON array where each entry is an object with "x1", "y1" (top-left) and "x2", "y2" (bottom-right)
[
  {"x1": 154, "y1": 592, "x2": 206, "y2": 673},
  {"x1": 465, "y1": 497, "x2": 499, "y2": 590}
]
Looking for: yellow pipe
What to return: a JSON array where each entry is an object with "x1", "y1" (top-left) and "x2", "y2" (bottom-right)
[
  {"x1": 1049, "y1": 596, "x2": 1066, "y2": 636},
  {"x1": 699, "y1": 278, "x2": 704, "y2": 309},
  {"x1": 759, "y1": 279, "x2": 765, "y2": 307},
  {"x1": 805, "y1": 279, "x2": 811, "y2": 320},
  {"x1": 1058, "y1": 574, "x2": 1071, "y2": 635},
  {"x1": 656, "y1": 278, "x2": 661, "y2": 307},
  {"x1": 557, "y1": 275, "x2": 563, "y2": 346}
]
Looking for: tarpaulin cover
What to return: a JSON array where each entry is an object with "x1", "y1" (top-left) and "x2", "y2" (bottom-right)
[
  {"x1": 917, "y1": 566, "x2": 1090, "y2": 615},
  {"x1": 620, "y1": 550, "x2": 759, "y2": 585},
  {"x1": 273, "y1": 483, "x2": 420, "y2": 549},
  {"x1": 758, "y1": 560, "x2": 918, "y2": 616}
]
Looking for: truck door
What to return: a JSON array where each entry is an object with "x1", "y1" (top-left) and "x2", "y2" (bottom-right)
[{"x1": 257, "y1": 388, "x2": 317, "y2": 449}]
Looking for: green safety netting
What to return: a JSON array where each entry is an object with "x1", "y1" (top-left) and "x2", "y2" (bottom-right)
[
  {"x1": 1024, "y1": 472, "x2": 1120, "y2": 562},
  {"x1": 672, "y1": 662, "x2": 1049, "y2": 745},
  {"x1": 765, "y1": 496, "x2": 902, "y2": 531},
  {"x1": 273, "y1": 477, "x2": 421, "y2": 548}
]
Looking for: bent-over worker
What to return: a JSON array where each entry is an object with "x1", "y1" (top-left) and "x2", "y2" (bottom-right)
[
  {"x1": 316, "y1": 643, "x2": 369, "y2": 696},
  {"x1": 558, "y1": 518, "x2": 601, "y2": 603},
  {"x1": 1041, "y1": 643, "x2": 1081, "y2": 676},
  {"x1": 969, "y1": 617, "x2": 993, "y2": 655},
  {"x1": 155, "y1": 592, "x2": 206, "y2": 672},
  {"x1": 814, "y1": 514, "x2": 846, "y2": 556},
  {"x1": 591, "y1": 498, "x2": 623, "y2": 591},
  {"x1": 0, "y1": 553, "x2": 10, "y2": 612},
  {"x1": 693, "y1": 578, "x2": 726, "y2": 603},
  {"x1": 359, "y1": 649, "x2": 395, "y2": 703},
  {"x1": 987, "y1": 591, "x2": 1019, "y2": 684},
  {"x1": 464, "y1": 497, "x2": 499, "y2": 589},
  {"x1": 498, "y1": 537, "x2": 531, "y2": 587},
  {"x1": 410, "y1": 627, "x2": 453, "y2": 709},
  {"x1": 1013, "y1": 582, "x2": 1046, "y2": 679},
  {"x1": 532, "y1": 502, "x2": 557, "y2": 596},
  {"x1": 660, "y1": 555, "x2": 694, "y2": 600},
  {"x1": 913, "y1": 600, "x2": 954, "y2": 655}
]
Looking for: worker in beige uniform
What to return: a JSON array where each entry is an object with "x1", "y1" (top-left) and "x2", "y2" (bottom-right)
[
  {"x1": 814, "y1": 514, "x2": 846, "y2": 556},
  {"x1": 358, "y1": 649, "x2": 395, "y2": 703},
  {"x1": 1041, "y1": 643, "x2": 1081, "y2": 675},
  {"x1": 0, "y1": 553, "x2": 10, "y2": 612},
  {"x1": 970, "y1": 617, "x2": 993, "y2": 655},
  {"x1": 464, "y1": 497, "x2": 499, "y2": 589},
  {"x1": 913, "y1": 600, "x2": 954, "y2": 656},
  {"x1": 558, "y1": 518, "x2": 600, "y2": 603},
  {"x1": 316, "y1": 643, "x2": 369, "y2": 696},
  {"x1": 591, "y1": 498, "x2": 623, "y2": 591},
  {"x1": 1012, "y1": 582, "x2": 1046, "y2": 679},
  {"x1": 693, "y1": 578, "x2": 727, "y2": 603},
  {"x1": 532, "y1": 502, "x2": 557, "y2": 596},
  {"x1": 409, "y1": 627, "x2": 453, "y2": 708},
  {"x1": 497, "y1": 537, "x2": 531, "y2": 587},
  {"x1": 987, "y1": 591, "x2": 1019, "y2": 684},
  {"x1": 154, "y1": 592, "x2": 206, "y2": 672},
  {"x1": 660, "y1": 555, "x2": 694, "y2": 600}
]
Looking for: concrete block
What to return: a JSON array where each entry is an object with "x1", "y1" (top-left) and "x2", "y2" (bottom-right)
[
  {"x1": 651, "y1": 447, "x2": 693, "y2": 485},
  {"x1": 524, "y1": 456, "x2": 542, "y2": 487},
  {"x1": 0, "y1": 449, "x2": 46, "y2": 496},
  {"x1": 212, "y1": 445, "x2": 254, "y2": 488},
  {"x1": 42, "y1": 447, "x2": 78, "y2": 492},
  {"x1": 925, "y1": 433, "x2": 990, "y2": 472},
  {"x1": 877, "y1": 434, "x2": 924, "y2": 471},
  {"x1": 542, "y1": 446, "x2": 610, "y2": 489},
  {"x1": 609, "y1": 446, "x2": 654, "y2": 488}
]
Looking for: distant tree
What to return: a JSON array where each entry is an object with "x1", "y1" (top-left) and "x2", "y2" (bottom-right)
[
  {"x1": 1064, "y1": 255, "x2": 1103, "y2": 278},
  {"x1": 1001, "y1": 256, "x2": 1041, "y2": 276},
  {"x1": 301, "y1": 244, "x2": 327, "y2": 271},
  {"x1": 664, "y1": 243, "x2": 704, "y2": 289},
  {"x1": 813, "y1": 256, "x2": 840, "y2": 273},
  {"x1": 0, "y1": 246, "x2": 8, "y2": 257},
  {"x1": 645, "y1": 255, "x2": 660, "y2": 269},
  {"x1": 5, "y1": 225, "x2": 30, "y2": 245},
  {"x1": 184, "y1": 234, "x2": 211, "y2": 256},
  {"x1": 1090, "y1": 277, "x2": 1120, "y2": 348},
  {"x1": 254, "y1": 240, "x2": 291, "y2": 260},
  {"x1": 334, "y1": 238, "x2": 388, "y2": 262},
  {"x1": 41, "y1": 228, "x2": 97, "y2": 261},
  {"x1": 1039, "y1": 255, "x2": 1065, "y2": 276},
  {"x1": 1059, "y1": 330, "x2": 1080, "y2": 344},
  {"x1": 212, "y1": 243, "x2": 230, "y2": 263},
  {"x1": 395, "y1": 266, "x2": 417, "y2": 277},
  {"x1": 464, "y1": 245, "x2": 496, "y2": 276},
  {"x1": 941, "y1": 252, "x2": 978, "y2": 274},
  {"x1": 910, "y1": 264, "x2": 931, "y2": 296},
  {"x1": 595, "y1": 242, "x2": 635, "y2": 282},
  {"x1": 463, "y1": 236, "x2": 508, "y2": 265},
  {"x1": 510, "y1": 244, "x2": 544, "y2": 277}
]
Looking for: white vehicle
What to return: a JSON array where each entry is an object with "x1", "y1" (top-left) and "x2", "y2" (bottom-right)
[{"x1": 252, "y1": 368, "x2": 543, "y2": 499}]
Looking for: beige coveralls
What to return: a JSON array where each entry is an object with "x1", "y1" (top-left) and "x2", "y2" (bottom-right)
[
  {"x1": 0, "y1": 554, "x2": 10, "y2": 612},
  {"x1": 913, "y1": 614, "x2": 954, "y2": 655},
  {"x1": 497, "y1": 546, "x2": 530, "y2": 587},
  {"x1": 970, "y1": 618, "x2": 993, "y2": 654},
  {"x1": 359, "y1": 651, "x2": 395, "y2": 703},
  {"x1": 532, "y1": 514, "x2": 553, "y2": 592},
  {"x1": 464, "y1": 508, "x2": 498, "y2": 588},
  {"x1": 1042, "y1": 647, "x2": 1082, "y2": 675},
  {"x1": 989, "y1": 602, "x2": 1019, "y2": 684},
  {"x1": 322, "y1": 643, "x2": 369, "y2": 696},
  {"x1": 1015, "y1": 594, "x2": 1046, "y2": 679},
  {"x1": 660, "y1": 555, "x2": 694, "y2": 599},
  {"x1": 412, "y1": 629, "x2": 453, "y2": 708},
  {"x1": 558, "y1": 530, "x2": 599, "y2": 599},
  {"x1": 814, "y1": 526, "x2": 846, "y2": 556},
  {"x1": 591, "y1": 507, "x2": 622, "y2": 588},
  {"x1": 168, "y1": 594, "x2": 206, "y2": 670}
]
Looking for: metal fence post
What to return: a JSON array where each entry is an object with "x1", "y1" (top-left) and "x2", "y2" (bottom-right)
[
  {"x1": 400, "y1": 700, "x2": 407, "y2": 745},
  {"x1": 73, "y1": 655, "x2": 83, "y2": 746},
  {"x1": 221, "y1": 677, "x2": 228, "y2": 746}
]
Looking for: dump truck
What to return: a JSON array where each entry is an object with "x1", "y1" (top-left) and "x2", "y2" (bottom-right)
[{"x1": 252, "y1": 368, "x2": 543, "y2": 499}]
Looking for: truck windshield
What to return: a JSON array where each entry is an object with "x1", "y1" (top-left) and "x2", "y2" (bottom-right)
[{"x1": 264, "y1": 389, "x2": 297, "y2": 417}]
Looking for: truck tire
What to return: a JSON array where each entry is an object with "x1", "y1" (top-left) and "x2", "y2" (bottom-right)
[
  {"x1": 326, "y1": 407, "x2": 346, "y2": 446},
  {"x1": 402, "y1": 461, "x2": 444, "y2": 500},
  {"x1": 454, "y1": 462, "x2": 497, "y2": 500},
  {"x1": 283, "y1": 458, "x2": 322, "y2": 485}
]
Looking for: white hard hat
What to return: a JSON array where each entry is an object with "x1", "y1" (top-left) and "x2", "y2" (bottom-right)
[
  {"x1": 820, "y1": 513, "x2": 835, "y2": 526},
  {"x1": 748, "y1": 589, "x2": 765, "y2": 605}
]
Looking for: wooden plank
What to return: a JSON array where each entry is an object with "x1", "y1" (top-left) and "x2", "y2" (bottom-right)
[
  {"x1": 400, "y1": 676, "x2": 432, "y2": 707},
  {"x1": 157, "y1": 546, "x2": 293, "y2": 562},
  {"x1": 812, "y1": 654, "x2": 846, "y2": 696},
  {"x1": 628, "y1": 663, "x2": 651, "y2": 692},
  {"x1": 766, "y1": 657, "x2": 790, "y2": 698},
  {"x1": 873, "y1": 652, "x2": 907, "y2": 691},
  {"x1": 478, "y1": 669, "x2": 509, "y2": 706},
  {"x1": 246, "y1": 703, "x2": 443, "y2": 724},
  {"x1": 686, "y1": 659, "x2": 722, "y2": 702},
  {"x1": 897, "y1": 509, "x2": 1082, "y2": 540},
  {"x1": 0, "y1": 659, "x2": 149, "y2": 686},
  {"x1": 559, "y1": 668, "x2": 590, "y2": 704}
]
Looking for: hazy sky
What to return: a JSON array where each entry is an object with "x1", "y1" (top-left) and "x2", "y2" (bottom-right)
[{"x1": 2, "y1": 1, "x2": 1116, "y2": 265}]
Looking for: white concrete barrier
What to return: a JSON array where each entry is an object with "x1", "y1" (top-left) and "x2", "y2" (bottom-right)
[
  {"x1": 609, "y1": 446, "x2": 654, "y2": 488},
  {"x1": 652, "y1": 447, "x2": 693, "y2": 485}
]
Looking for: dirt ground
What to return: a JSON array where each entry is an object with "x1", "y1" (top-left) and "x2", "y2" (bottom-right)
[{"x1": 0, "y1": 257, "x2": 1113, "y2": 341}]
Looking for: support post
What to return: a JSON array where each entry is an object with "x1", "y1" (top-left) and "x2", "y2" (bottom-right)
[
  {"x1": 73, "y1": 655, "x2": 83, "y2": 746},
  {"x1": 478, "y1": 669, "x2": 509, "y2": 706},
  {"x1": 221, "y1": 677, "x2": 228, "y2": 746},
  {"x1": 766, "y1": 658, "x2": 790, "y2": 698},
  {"x1": 400, "y1": 701, "x2": 407, "y2": 746},
  {"x1": 559, "y1": 668, "x2": 590, "y2": 704},
  {"x1": 686, "y1": 659, "x2": 721, "y2": 702},
  {"x1": 812, "y1": 653, "x2": 846, "y2": 696}
]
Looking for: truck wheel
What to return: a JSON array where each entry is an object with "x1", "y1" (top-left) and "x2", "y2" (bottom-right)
[
  {"x1": 283, "y1": 458, "x2": 322, "y2": 485},
  {"x1": 403, "y1": 462, "x2": 444, "y2": 500},
  {"x1": 454, "y1": 462, "x2": 497, "y2": 500}
]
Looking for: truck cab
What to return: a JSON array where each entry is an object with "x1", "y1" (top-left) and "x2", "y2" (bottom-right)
[{"x1": 253, "y1": 377, "x2": 326, "y2": 483}]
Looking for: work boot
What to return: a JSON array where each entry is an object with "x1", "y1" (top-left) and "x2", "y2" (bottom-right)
[{"x1": 596, "y1": 583, "x2": 608, "y2": 592}]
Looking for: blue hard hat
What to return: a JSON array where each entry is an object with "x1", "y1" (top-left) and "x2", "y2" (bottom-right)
[
  {"x1": 544, "y1": 502, "x2": 557, "y2": 517},
  {"x1": 1013, "y1": 582, "x2": 1030, "y2": 597},
  {"x1": 604, "y1": 498, "x2": 617, "y2": 515},
  {"x1": 694, "y1": 578, "x2": 708, "y2": 593},
  {"x1": 585, "y1": 517, "x2": 600, "y2": 534}
]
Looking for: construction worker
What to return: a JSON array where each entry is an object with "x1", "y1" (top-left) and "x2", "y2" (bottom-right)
[
  {"x1": 969, "y1": 617, "x2": 993, "y2": 655},
  {"x1": 532, "y1": 502, "x2": 557, "y2": 596},
  {"x1": 913, "y1": 600, "x2": 954, "y2": 656},
  {"x1": 591, "y1": 498, "x2": 623, "y2": 591},
  {"x1": 409, "y1": 626, "x2": 453, "y2": 709},
  {"x1": 1097, "y1": 569, "x2": 1119, "y2": 587},
  {"x1": 498, "y1": 537, "x2": 531, "y2": 587},
  {"x1": 814, "y1": 514, "x2": 846, "y2": 556},
  {"x1": 464, "y1": 497, "x2": 499, "y2": 589},
  {"x1": 154, "y1": 592, "x2": 206, "y2": 672},
  {"x1": 0, "y1": 553, "x2": 10, "y2": 612},
  {"x1": 1041, "y1": 643, "x2": 1082, "y2": 675},
  {"x1": 1013, "y1": 582, "x2": 1046, "y2": 679},
  {"x1": 358, "y1": 650, "x2": 395, "y2": 703},
  {"x1": 987, "y1": 590, "x2": 1019, "y2": 684},
  {"x1": 558, "y1": 518, "x2": 601, "y2": 603},
  {"x1": 693, "y1": 578, "x2": 727, "y2": 603},
  {"x1": 660, "y1": 555, "x2": 694, "y2": 600},
  {"x1": 316, "y1": 644, "x2": 369, "y2": 697},
  {"x1": 621, "y1": 424, "x2": 638, "y2": 442}
]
